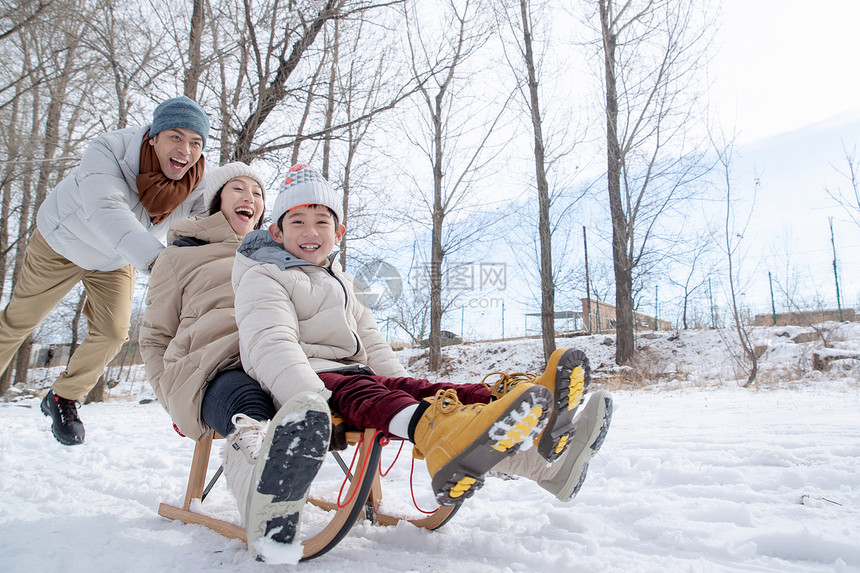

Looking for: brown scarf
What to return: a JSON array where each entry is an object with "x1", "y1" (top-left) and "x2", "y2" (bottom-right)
[{"x1": 136, "y1": 131, "x2": 205, "y2": 225}]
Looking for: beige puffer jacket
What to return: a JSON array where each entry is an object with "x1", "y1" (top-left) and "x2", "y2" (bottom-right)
[
  {"x1": 139, "y1": 213, "x2": 244, "y2": 440},
  {"x1": 232, "y1": 230, "x2": 407, "y2": 410}
]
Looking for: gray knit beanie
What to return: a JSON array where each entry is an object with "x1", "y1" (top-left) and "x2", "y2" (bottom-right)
[
  {"x1": 150, "y1": 96, "x2": 210, "y2": 148},
  {"x1": 204, "y1": 162, "x2": 267, "y2": 210},
  {"x1": 271, "y1": 163, "x2": 343, "y2": 227}
]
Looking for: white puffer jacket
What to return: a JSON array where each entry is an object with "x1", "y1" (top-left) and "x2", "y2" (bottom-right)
[
  {"x1": 36, "y1": 124, "x2": 207, "y2": 273},
  {"x1": 232, "y1": 230, "x2": 407, "y2": 409}
]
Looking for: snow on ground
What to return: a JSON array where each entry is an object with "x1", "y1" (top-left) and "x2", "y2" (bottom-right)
[{"x1": 1, "y1": 324, "x2": 859, "y2": 572}]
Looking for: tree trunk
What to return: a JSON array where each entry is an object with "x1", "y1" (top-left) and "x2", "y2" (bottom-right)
[
  {"x1": 70, "y1": 291, "x2": 86, "y2": 356},
  {"x1": 583, "y1": 226, "x2": 591, "y2": 332},
  {"x1": 7, "y1": 91, "x2": 41, "y2": 388},
  {"x1": 322, "y1": 19, "x2": 339, "y2": 179},
  {"x1": 184, "y1": 0, "x2": 205, "y2": 99},
  {"x1": 84, "y1": 374, "x2": 106, "y2": 404},
  {"x1": 12, "y1": 336, "x2": 33, "y2": 388},
  {"x1": 428, "y1": 91, "x2": 445, "y2": 372},
  {"x1": 0, "y1": 365, "x2": 11, "y2": 396},
  {"x1": 519, "y1": 0, "x2": 555, "y2": 362},
  {"x1": 339, "y1": 143, "x2": 354, "y2": 270},
  {"x1": 600, "y1": 0, "x2": 634, "y2": 365},
  {"x1": 0, "y1": 78, "x2": 23, "y2": 302}
]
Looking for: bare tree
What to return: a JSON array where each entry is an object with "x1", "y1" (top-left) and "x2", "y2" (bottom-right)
[
  {"x1": 712, "y1": 133, "x2": 758, "y2": 387},
  {"x1": 825, "y1": 142, "x2": 860, "y2": 229},
  {"x1": 0, "y1": 0, "x2": 52, "y2": 42},
  {"x1": 496, "y1": 0, "x2": 555, "y2": 360},
  {"x1": 0, "y1": 2, "x2": 96, "y2": 390},
  {"x1": 494, "y1": 0, "x2": 592, "y2": 361},
  {"x1": 0, "y1": 0, "x2": 162, "y2": 394},
  {"x1": 665, "y1": 226, "x2": 715, "y2": 329},
  {"x1": 228, "y1": 0, "x2": 348, "y2": 163},
  {"x1": 401, "y1": 0, "x2": 510, "y2": 371},
  {"x1": 81, "y1": 0, "x2": 169, "y2": 130},
  {"x1": 183, "y1": 0, "x2": 415, "y2": 168},
  {"x1": 593, "y1": 0, "x2": 712, "y2": 364},
  {"x1": 390, "y1": 246, "x2": 432, "y2": 347},
  {"x1": 324, "y1": 7, "x2": 410, "y2": 269}
]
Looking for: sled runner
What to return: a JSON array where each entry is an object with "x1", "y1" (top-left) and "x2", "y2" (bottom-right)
[{"x1": 157, "y1": 428, "x2": 459, "y2": 561}]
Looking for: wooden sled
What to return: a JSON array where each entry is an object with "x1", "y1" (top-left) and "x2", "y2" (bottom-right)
[{"x1": 157, "y1": 428, "x2": 459, "y2": 561}]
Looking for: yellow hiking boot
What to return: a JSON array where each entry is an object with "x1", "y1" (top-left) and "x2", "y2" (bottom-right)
[
  {"x1": 484, "y1": 348, "x2": 591, "y2": 463},
  {"x1": 413, "y1": 385, "x2": 552, "y2": 506}
]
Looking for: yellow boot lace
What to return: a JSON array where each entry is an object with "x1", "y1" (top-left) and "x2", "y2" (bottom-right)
[
  {"x1": 412, "y1": 389, "x2": 463, "y2": 461},
  {"x1": 429, "y1": 388, "x2": 462, "y2": 415},
  {"x1": 481, "y1": 371, "x2": 536, "y2": 400}
]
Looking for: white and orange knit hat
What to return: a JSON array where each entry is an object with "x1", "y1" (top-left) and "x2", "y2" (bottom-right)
[{"x1": 271, "y1": 163, "x2": 344, "y2": 228}]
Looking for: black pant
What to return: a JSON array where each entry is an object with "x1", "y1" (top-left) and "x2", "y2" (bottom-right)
[{"x1": 200, "y1": 369, "x2": 276, "y2": 437}]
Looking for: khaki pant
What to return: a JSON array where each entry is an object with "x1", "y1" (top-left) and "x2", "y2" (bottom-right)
[{"x1": 0, "y1": 229, "x2": 136, "y2": 401}]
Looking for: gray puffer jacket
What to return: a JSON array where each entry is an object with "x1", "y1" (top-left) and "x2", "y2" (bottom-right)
[
  {"x1": 36, "y1": 124, "x2": 207, "y2": 273},
  {"x1": 232, "y1": 229, "x2": 407, "y2": 410}
]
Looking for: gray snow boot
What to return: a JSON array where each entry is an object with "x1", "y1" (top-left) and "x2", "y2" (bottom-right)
[
  {"x1": 492, "y1": 390, "x2": 612, "y2": 502},
  {"x1": 223, "y1": 391, "x2": 331, "y2": 561},
  {"x1": 485, "y1": 348, "x2": 591, "y2": 463}
]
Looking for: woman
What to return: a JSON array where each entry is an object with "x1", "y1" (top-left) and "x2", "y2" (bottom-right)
[{"x1": 139, "y1": 162, "x2": 331, "y2": 561}]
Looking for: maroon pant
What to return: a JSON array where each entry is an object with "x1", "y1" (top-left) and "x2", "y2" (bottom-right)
[{"x1": 317, "y1": 372, "x2": 492, "y2": 436}]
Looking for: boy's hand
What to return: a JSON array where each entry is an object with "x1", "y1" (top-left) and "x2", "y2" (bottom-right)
[{"x1": 330, "y1": 412, "x2": 348, "y2": 451}]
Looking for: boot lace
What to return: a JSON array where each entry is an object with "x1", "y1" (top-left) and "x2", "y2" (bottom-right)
[
  {"x1": 56, "y1": 395, "x2": 81, "y2": 423},
  {"x1": 429, "y1": 389, "x2": 463, "y2": 415},
  {"x1": 481, "y1": 371, "x2": 536, "y2": 400},
  {"x1": 229, "y1": 414, "x2": 269, "y2": 460}
]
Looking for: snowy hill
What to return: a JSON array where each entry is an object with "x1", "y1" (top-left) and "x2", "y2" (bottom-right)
[{"x1": 1, "y1": 324, "x2": 858, "y2": 572}]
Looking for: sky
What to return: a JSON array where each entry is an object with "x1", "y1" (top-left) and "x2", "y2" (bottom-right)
[
  {"x1": 704, "y1": 1, "x2": 860, "y2": 313},
  {"x1": 712, "y1": 0, "x2": 860, "y2": 144}
]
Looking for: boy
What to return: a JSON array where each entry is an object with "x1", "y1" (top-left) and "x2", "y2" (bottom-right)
[{"x1": 232, "y1": 164, "x2": 612, "y2": 550}]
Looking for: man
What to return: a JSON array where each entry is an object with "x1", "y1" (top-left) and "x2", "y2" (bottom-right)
[{"x1": 0, "y1": 96, "x2": 210, "y2": 446}]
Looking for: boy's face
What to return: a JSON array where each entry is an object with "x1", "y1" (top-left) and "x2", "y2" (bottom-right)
[{"x1": 269, "y1": 204, "x2": 343, "y2": 266}]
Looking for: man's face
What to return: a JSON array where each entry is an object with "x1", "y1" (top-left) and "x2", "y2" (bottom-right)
[
  {"x1": 269, "y1": 204, "x2": 343, "y2": 266},
  {"x1": 149, "y1": 127, "x2": 204, "y2": 180}
]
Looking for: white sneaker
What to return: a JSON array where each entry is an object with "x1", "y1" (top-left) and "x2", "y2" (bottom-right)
[
  {"x1": 244, "y1": 392, "x2": 331, "y2": 561},
  {"x1": 222, "y1": 415, "x2": 269, "y2": 530},
  {"x1": 492, "y1": 390, "x2": 612, "y2": 502}
]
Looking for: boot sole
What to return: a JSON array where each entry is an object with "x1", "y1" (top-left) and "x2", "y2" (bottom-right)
[
  {"x1": 537, "y1": 349, "x2": 590, "y2": 462},
  {"x1": 431, "y1": 385, "x2": 553, "y2": 506},
  {"x1": 245, "y1": 393, "x2": 331, "y2": 561},
  {"x1": 557, "y1": 391, "x2": 613, "y2": 502}
]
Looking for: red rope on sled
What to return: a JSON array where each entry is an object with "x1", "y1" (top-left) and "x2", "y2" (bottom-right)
[
  {"x1": 377, "y1": 439, "x2": 404, "y2": 477},
  {"x1": 336, "y1": 430, "x2": 382, "y2": 509},
  {"x1": 409, "y1": 455, "x2": 438, "y2": 515}
]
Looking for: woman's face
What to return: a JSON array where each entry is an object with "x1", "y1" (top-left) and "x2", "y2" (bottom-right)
[{"x1": 218, "y1": 176, "x2": 264, "y2": 236}]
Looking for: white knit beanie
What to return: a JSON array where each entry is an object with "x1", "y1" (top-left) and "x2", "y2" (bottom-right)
[
  {"x1": 271, "y1": 163, "x2": 343, "y2": 227},
  {"x1": 203, "y1": 162, "x2": 266, "y2": 210}
]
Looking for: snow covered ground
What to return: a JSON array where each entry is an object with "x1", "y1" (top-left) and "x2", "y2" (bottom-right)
[{"x1": 2, "y1": 324, "x2": 859, "y2": 572}]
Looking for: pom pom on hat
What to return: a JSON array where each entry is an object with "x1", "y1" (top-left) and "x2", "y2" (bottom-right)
[
  {"x1": 271, "y1": 163, "x2": 343, "y2": 227},
  {"x1": 203, "y1": 162, "x2": 266, "y2": 210},
  {"x1": 150, "y1": 96, "x2": 210, "y2": 148}
]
